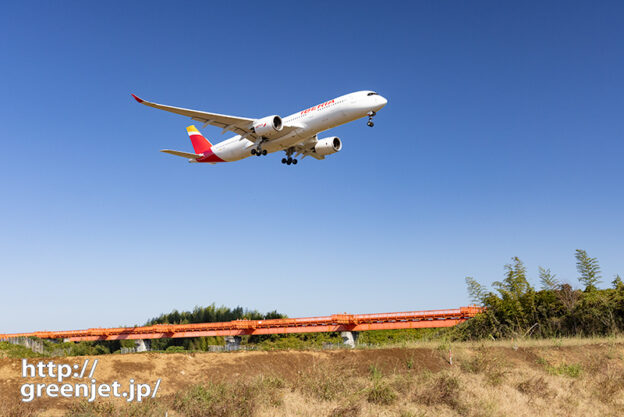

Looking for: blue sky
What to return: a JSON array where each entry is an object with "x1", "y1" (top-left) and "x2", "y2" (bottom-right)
[{"x1": 1, "y1": 1, "x2": 623, "y2": 333}]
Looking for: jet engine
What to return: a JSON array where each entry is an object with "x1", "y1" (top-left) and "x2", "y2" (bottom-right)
[
  {"x1": 253, "y1": 115, "x2": 283, "y2": 137},
  {"x1": 314, "y1": 137, "x2": 342, "y2": 156}
]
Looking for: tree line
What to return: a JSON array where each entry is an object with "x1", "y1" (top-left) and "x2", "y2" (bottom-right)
[
  {"x1": 146, "y1": 304, "x2": 284, "y2": 326},
  {"x1": 455, "y1": 249, "x2": 624, "y2": 340},
  {"x1": 145, "y1": 304, "x2": 286, "y2": 351}
]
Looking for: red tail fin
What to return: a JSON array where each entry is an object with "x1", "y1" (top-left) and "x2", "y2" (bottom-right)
[{"x1": 186, "y1": 125, "x2": 212, "y2": 154}]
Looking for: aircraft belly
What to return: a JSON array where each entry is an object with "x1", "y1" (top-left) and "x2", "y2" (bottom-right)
[
  {"x1": 214, "y1": 140, "x2": 251, "y2": 161},
  {"x1": 267, "y1": 131, "x2": 303, "y2": 150}
]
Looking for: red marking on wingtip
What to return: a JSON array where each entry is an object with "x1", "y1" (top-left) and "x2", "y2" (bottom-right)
[{"x1": 131, "y1": 93, "x2": 143, "y2": 103}]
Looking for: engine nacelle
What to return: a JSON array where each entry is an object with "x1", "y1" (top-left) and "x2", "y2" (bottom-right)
[
  {"x1": 253, "y1": 115, "x2": 283, "y2": 137},
  {"x1": 314, "y1": 137, "x2": 342, "y2": 156}
]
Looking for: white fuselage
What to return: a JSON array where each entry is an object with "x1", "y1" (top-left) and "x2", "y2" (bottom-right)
[{"x1": 210, "y1": 91, "x2": 388, "y2": 161}]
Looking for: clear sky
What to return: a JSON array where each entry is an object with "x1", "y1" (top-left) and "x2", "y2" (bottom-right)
[{"x1": 1, "y1": 1, "x2": 623, "y2": 333}]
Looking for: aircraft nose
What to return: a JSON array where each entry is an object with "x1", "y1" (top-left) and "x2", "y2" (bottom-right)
[{"x1": 373, "y1": 95, "x2": 387, "y2": 111}]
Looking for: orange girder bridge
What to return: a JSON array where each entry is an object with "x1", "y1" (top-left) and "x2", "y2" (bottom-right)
[{"x1": 0, "y1": 307, "x2": 485, "y2": 342}]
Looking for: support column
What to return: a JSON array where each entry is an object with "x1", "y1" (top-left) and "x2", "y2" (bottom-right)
[
  {"x1": 341, "y1": 331, "x2": 359, "y2": 348},
  {"x1": 135, "y1": 339, "x2": 150, "y2": 352},
  {"x1": 224, "y1": 336, "x2": 242, "y2": 351}
]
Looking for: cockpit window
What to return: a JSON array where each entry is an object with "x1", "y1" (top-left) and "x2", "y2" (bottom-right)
[{"x1": 367, "y1": 92, "x2": 378, "y2": 96}]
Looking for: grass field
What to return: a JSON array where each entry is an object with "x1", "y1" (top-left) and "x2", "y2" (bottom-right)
[{"x1": 1, "y1": 337, "x2": 624, "y2": 416}]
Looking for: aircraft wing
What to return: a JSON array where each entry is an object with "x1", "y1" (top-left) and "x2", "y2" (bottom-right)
[
  {"x1": 132, "y1": 94, "x2": 256, "y2": 137},
  {"x1": 131, "y1": 94, "x2": 300, "y2": 140}
]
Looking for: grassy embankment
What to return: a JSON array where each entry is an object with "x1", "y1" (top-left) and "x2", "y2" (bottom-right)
[{"x1": 2, "y1": 337, "x2": 624, "y2": 417}]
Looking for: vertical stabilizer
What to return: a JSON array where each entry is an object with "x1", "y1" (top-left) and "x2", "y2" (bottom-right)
[{"x1": 186, "y1": 125, "x2": 213, "y2": 154}]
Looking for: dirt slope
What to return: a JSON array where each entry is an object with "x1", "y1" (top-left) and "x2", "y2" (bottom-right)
[{"x1": 1, "y1": 340, "x2": 624, "y2": 416}]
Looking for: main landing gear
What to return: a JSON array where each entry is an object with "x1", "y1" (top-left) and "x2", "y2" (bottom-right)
[
  {"x1": 367, "y1": 111, "x2": 376, "y2": 127},
  {"x1": 250, "y1": 137, "x2": 269, "y2": 157},
  {"x1": 281, "y1": 148, "x2": 298, "y2": 165}
]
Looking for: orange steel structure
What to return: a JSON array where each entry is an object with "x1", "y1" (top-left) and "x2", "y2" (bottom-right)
[{"x1": 0, "y1": 307, "x2": 485, "y2": 342}]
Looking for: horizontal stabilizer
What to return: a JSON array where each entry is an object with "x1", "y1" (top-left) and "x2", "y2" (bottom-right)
[{"x1": 161, "y1": 149, "x2": 201, "y2": 160}]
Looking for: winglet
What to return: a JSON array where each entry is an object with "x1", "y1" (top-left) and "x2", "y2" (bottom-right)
[{"x1": 131, "y1": 93, "x2": 144, "y2": 103}]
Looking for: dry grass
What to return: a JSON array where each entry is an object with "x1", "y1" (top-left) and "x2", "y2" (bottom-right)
[
  {"x1": 594, "y1": 370, "x2": 624, "y2": 404},
  {"x1": 413, "y1": 371, "x2": 465, "y2": 412},
  {"x1": 516, "y1": 376, "x2": 554, "y2": 400},
  {"x1": 328, "y1": 403, "x2": 361, "y2": 417},
  {"x1": 363, "y1": 334, "x2": 624, "y2": 350},
  {"x1": 5, "y1": 339, "x2": 624, "y2": 416},
  {"x1": 170, "y1": 376, "x2": 286, "y2": 417},
  {"x1": 0, "y1": 396, "x2": 39, "y2": 417},
  {"x1": 66, "y1": 399, "x2": 167, "y2": 417},
  {"x1": 293, "y1": 361, "x2": 360, "y2": 401},
  {"x1": 459, "y1": 347, "x2": 508, "y2": 386},
  {"x1": 367, "y1": 382, "x2": 397, "y2": 406}
]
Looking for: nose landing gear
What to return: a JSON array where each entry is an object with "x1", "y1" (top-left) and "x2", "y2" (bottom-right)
[{"x1": 367, "y1": 111, "x2": 376, "y2": 127}]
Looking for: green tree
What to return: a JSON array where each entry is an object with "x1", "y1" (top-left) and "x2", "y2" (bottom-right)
[
  {"x1": 539, "y1": 267, "x2": 559, "y2": 290},
  {"x1": 575, "y1": 249, "x2": 602, "y2": 291},
  {"x1": 465, "y1": 277, "x2": 487, "y2": 304},
  {"x1": 457, "y1": 253, "x2": 624, "y2": 340},
  {"x1": 492, "y1": 257, "x2": 533, "y2": 298}
]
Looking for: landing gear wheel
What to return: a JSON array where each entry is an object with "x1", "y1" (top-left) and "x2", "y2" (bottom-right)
[
  {"x1": 262, "y1": 149, "x2": 268, "y2": 156},
  {"x1": 367, "y1": 111, "x2": 376, "y2": 127},
  {"x1": 282, "y1": 148, "x2": 297, "y2": 165},
  {"x1": 292, "y1": 159, "x2": 298, "y2": 165},
  {"x1": 251, "y1": 149, "x2": 257, "y2": 155}
]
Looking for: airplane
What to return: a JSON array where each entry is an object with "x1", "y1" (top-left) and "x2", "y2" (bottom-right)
[{"x1": 131, "y1": 91, "x2": 388, "y2": 165}]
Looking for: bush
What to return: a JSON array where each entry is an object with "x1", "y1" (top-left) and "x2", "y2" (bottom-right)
[
  {"x1": 367, "y1": 383, "x2": 397, "y2": 405},
  {"x1": 0, "y1": 342, "x2": 41, "y2": 359},
  {"x1": 548, "y1": 363, "x2": 582, "y2": 378},
  {"x1": 165, "y1": 345, "x2": 186, "y2": 353}
]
